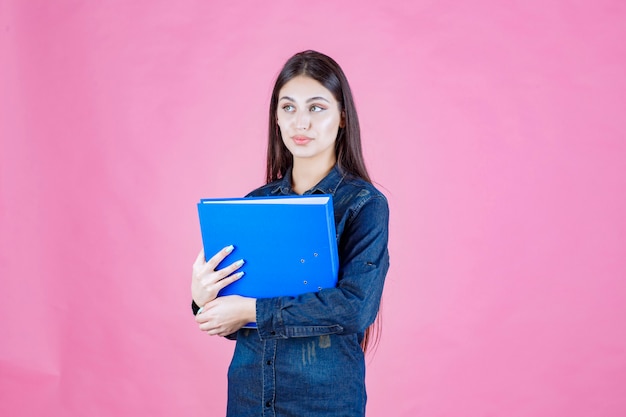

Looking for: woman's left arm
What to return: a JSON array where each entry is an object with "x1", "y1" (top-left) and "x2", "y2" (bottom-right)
[
  {"x1": 255, "y1": 194, "x2": 390, "y2": 339},
  {"x1": 195, "y1": 295, "x2": 256, "y2": 337}
]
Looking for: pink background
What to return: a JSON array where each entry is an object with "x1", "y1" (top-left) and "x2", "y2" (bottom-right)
[{"x1": 2, "y1": 1, "x2": 625, "y2": 416}]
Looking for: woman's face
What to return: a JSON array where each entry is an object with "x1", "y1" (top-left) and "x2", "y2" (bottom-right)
[{"x1": 276, "y1": 75, "x2": 344, "y2": 167}]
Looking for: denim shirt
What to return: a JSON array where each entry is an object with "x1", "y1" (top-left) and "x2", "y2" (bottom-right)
[{"x1": 225, "y1": 165, "x2": 390, "y2": 416}]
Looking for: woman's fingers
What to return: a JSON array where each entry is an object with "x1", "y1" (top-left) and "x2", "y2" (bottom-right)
[
  {"x1": 216, "y1": 270, "x2": 245, "y2": 290},
  {"x1": 201, "y1": 261, "x2": 245, "y2": 286},
  {"x1": 192, "y1": 246, "x2": 245, "y2": 306},
  {"x1": 196, "y1": 296, "x2": 254, "y2": 336},
  {"x1": 219, "y1": 258, "x2": 245, "y2": 279},
  {"x1": 202, "y1": 251, "x2": 245, "y2": 284},
  {"x1": 204, "y1": 245, "x2": 235, "y2": 270}
]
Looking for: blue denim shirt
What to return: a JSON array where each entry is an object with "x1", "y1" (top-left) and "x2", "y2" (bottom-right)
[{"x1": 227, "y1": 165, "x2": 390, "y2": 416}]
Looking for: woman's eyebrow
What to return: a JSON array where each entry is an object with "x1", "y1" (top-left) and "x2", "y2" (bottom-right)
[{"x1": 279, "y1": 96, "x2": 330, "y2": 103}]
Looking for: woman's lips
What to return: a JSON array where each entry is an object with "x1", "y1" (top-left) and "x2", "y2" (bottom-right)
[{"x1": 292, "y1": 136, "x2": 313, "y2": 145}]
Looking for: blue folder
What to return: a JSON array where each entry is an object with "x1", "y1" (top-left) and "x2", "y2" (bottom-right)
[{"x1": 197, "y1": 195, "x2": 339, "y2": 300}]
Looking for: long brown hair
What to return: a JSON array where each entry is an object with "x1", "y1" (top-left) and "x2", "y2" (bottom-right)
[
  {"x1": 265, "y1": 50, "x2": 380, "y2": 352},
  {"x1": 266, "y1": 50, "x2": 370, "y2": 184}
]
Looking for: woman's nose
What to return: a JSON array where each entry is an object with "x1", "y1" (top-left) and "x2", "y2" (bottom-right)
[{"x1": 295, "y1": 111, "x2": 310, "y2": 130}]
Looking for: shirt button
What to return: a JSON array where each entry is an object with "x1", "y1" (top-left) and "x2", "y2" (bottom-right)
[
  {"x1": 266, "y1": 360, "x2": 272, "y2": 365},
  {"x1": 265, "y1": 401, "x2": 272, "y2": 407},
  {"x1": 270, "y1": 331, "x2": 276, "y2": 335}
]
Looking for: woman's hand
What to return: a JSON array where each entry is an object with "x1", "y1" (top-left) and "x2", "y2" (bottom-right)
[
  {"x1": 195, "y1": 295, "x2": 257, "y2": 337},
  {"x1": 191, "y1": 246, "x2": 245, "y2": 308}
]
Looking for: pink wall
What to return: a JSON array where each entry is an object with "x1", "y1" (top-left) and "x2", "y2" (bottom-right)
[{"x1": 2, "y1": 1, "x2": 625, "y2": 416}]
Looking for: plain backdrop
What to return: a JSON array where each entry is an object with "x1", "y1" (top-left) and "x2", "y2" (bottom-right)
[{"x1": 1, "y1": 1, "x2": 625, "y2": 416}]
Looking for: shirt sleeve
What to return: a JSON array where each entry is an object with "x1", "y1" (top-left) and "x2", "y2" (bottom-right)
[{"x1": 255, "y1": 194, "x2": 390, "y2": 340}]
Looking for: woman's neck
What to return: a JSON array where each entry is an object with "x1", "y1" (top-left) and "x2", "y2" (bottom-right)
[{"x1": 291, "y1": 157, "x2": 336, "y2": 195}]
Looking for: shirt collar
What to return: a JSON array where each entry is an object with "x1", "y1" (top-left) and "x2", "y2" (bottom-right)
[{"x1": 270, "y1": 165, "x2": 346, "y2": 196}]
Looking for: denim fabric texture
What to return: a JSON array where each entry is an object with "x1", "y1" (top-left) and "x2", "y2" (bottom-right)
[{"x1": 226, "y1": 165, "x2": 390, "y2": 416}]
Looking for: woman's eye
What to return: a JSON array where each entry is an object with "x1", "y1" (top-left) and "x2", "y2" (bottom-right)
[
  {"x1": 310, "y1": 105, "x2": 324, "y2": 112},
  {"x1": 282, "y1": 104, "x2": 295, "y2": 112}
]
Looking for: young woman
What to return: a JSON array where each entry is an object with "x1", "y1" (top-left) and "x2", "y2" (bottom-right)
[{"x1": 191, "y1": 50, "x2": 390, "y2": 416}]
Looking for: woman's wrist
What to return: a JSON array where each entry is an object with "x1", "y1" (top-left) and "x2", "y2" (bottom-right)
[
  {"x1": 245, "y1": 298, "x2": 257, "y2": 323},
  {"x1": 191, "y1": 300, "x2": 202, "y2": 315}
]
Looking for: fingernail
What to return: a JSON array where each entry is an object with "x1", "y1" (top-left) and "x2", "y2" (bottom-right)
[
  {"x1": 225, "y1": 245, "x2": 234, "y2": 253},
  {"x1": 236, "y1": 271, "x2": 245, "y2": 278},
  {"x1": 235, "y1": 259, "x2": 245, "y2": 266}
]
